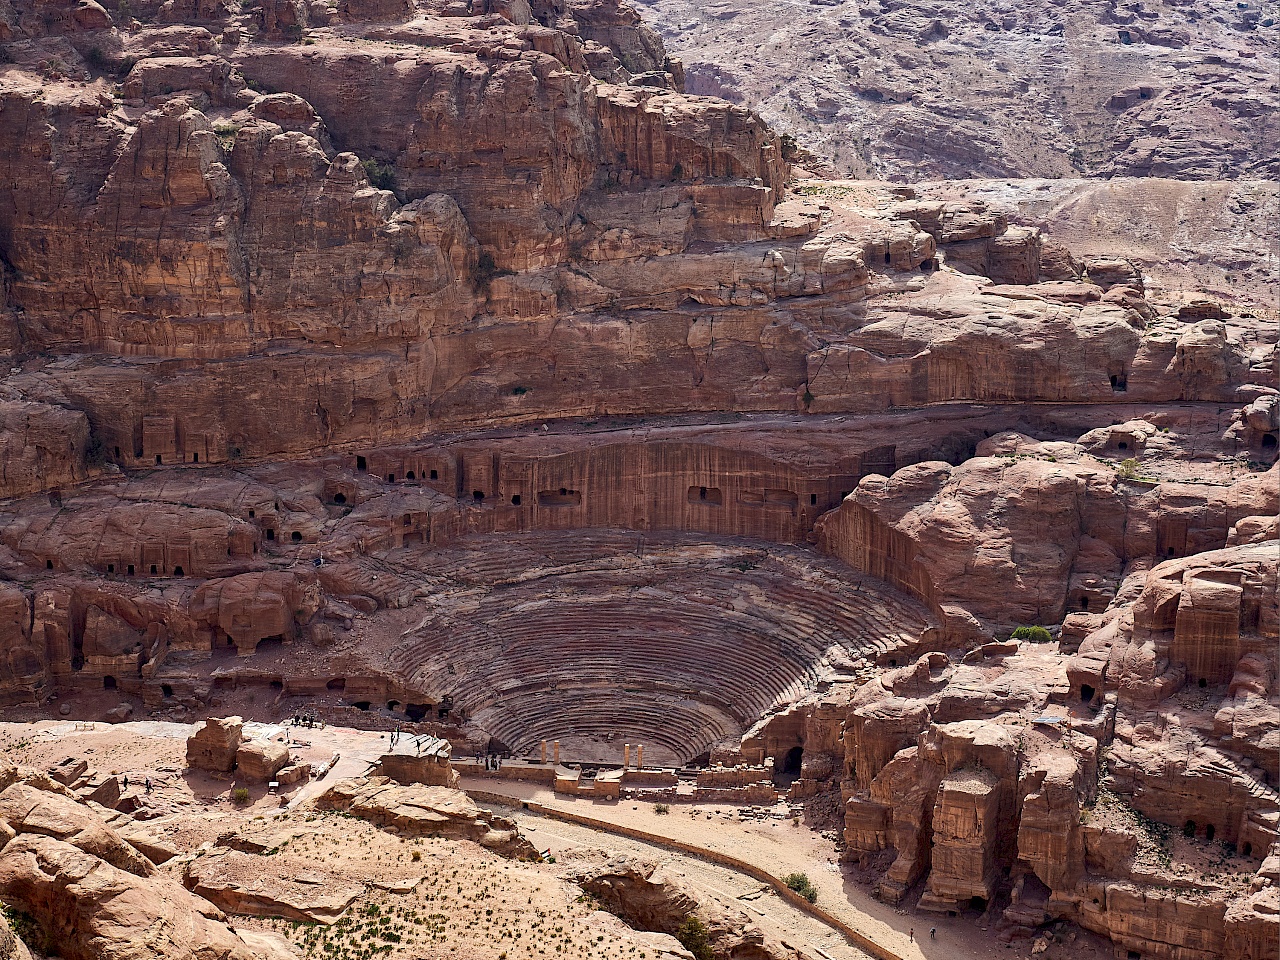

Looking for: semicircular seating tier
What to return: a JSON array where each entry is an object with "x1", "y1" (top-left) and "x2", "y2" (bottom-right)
[{"x1": 384, "y1": 529, "x2": 937, "y2": 765}]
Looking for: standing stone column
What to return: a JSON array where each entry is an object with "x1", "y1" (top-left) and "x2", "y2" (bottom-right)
[
  {"x1": 637, "y1": 744, "x2": 644, "y2": 769},
  {"x1": 554, "y1": 740, "x2": 560, "y2": 764},
  {"x1": 541, "y1": 740, "x2": 547, "y2": 763},
  {"x1": 624, "y1": 743, "x2": 631, "y2": 769}
]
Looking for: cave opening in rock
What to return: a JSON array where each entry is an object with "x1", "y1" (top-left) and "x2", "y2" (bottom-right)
[
  {"x1": 352, "y1": 701, "x2": 371, "y2": 711},
  {"x1": 1264, "y1": 433, "x2": 1278, "y2": 449},
  {"x1": 405, "y1": 703, "x2": 430, "y2": 722},
  {"x1": 161, "y1": 684, "x2": 173, "y2": 697},
  {"x1": 387, "y1": 700, "x2": 401, "y2": 711},
  {"x1": 430, "y1": 469, "x2": 439, "y2": 480},
  {"x1": 969, "y1": 896, "x2": 987, "y2": 912},
  {"x1": 775, "y1": 746, "x2": 804, "y2": 784},
  {"x1": 291, "y1": 531, "x2": 302, "y2": 543},
  {"x1": 270, "y1": 680, "x2": 283, "y2": 691},
  {"x1": 407, "y1": 471, "x2": 416, "y2": 480},
  {"x1": 333, "y1": 492, "x2": 346, "y2": 504},
  {"x1": 1080, "y1": 684, "x2": 1095, "y2": 703},
  {"x1": 473, "y1": 490, "x2": 485, "y2": 502},
  {"x1": 1184, "y1": 819, "x2": 1196, "y2": 837},
  {"x1": 173, "y1": 566, "x2": 184, "y2": 576},
  {"x1": 511, "y1": 494, "x2": 522, "y2": 505},
  {"x1": 103, "y1": 675, "x2": 116, "y2": 689},
  {"x1": 327, "y1": 678, "x2": 346, "y2": 691},
  {"x1": 1244, "y1": 842, "x2": 1253, "y2": 857},
  {"x1": 356, "y1": 456, "x2": 367, "y2": 471},
  {"x1": 1205, "y1": 824, "x2": 1215, "y2": 841},
  {"x1": 1198, "y1": 678, "x2": 1207, "y2": 688}
]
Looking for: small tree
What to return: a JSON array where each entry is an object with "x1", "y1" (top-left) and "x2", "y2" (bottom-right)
[{"x1": 674, "y1": 917, "x2": 712, "y2": 960}]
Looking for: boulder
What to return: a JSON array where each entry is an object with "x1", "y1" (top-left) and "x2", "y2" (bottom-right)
[
  {"x1": 235, "y1": 741, "x2": 291, "y2": 782},
  {"x1": 186, "y1": 717, "x2": 244, "y2": 773},
  {"x1": 315, "y1": 778, "x2": 537, "y2": 859}
]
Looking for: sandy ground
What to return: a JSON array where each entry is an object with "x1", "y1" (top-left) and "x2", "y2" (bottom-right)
[{"x1": 0, "y1": 720, "x2": 1111, "y2": 960}]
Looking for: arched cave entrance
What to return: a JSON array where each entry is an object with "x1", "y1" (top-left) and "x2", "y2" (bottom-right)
[
  {"x1": 774, "y1": 746, "x2": 804, "y2": 784},
  {"x1": 103, "y1": 675, "x2": 116, "y2": 690},
  {"x1": 1080, "y1": 684, "x2": 1095, "y2": 703}
]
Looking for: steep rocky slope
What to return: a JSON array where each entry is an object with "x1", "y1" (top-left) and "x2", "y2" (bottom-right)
[{"x1": 642, "y1": 0, "x2": 1280, "y2": 181}]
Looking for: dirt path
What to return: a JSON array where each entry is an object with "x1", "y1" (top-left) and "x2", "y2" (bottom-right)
[
  {"x1": 515, "y1": 805, "x2": 876, "y2": 960},
  {"x1": 460, "y1": 778, "x2": 1015, "y2": 960}
]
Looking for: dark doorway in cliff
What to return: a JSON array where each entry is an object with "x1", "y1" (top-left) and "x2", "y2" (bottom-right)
[
  {"x1": 969, "y1": 896, "x2": 987, "y2": 912},
  {"x1": 688, "y1": 485, "x2": 723, "y2": 506},
  {"x1": 1110, "y1": 373, "x2": 1128, "y2": 392},
  {"x1": 161, "y1": 684, "x2": 174, "y2": 697},
  {"x1": 173, "y1": 566, "x2": 184, "y2": 576},
  {"x1": 387, "y1": 700, "x2": 401, "y2": 712},
  {"x1": 511, "y1": 494, "x2": 522, "y2": 506},
  {"x1": 327, "y1": 678, "x2": 346, "y2": 692},
  {"x1": 1264, "y1": 433, "x2": 1278, "y2": 450},
  {"x1": 473, "y1": 491, "x2": 485, "y2": 502},
  {"x1": 353, "y1": 701, "x2": 371, "y2": 711},
  {"x1": 1080, "y1": 684, "x2": 1095, "y2": 703},
  {"x1": 333, "y1": 493, "x2": 346, "y2": 505},
  {"x1": 774, "y1": 746, "x2": 804, "y2": 786},
  {"x1": 1184, "y1": 820, "x2": 1196, "y2": 837},
  {"x1": 1205, "y1": 824, "x2": 1215, "y2": 841},
  {"x1": 407, "y1": 472, "x2": 416, "y2": 481},
  {"x1": 405, "y1": 703, "x2": 430, "y2": 722},
  {"x1": 356, "y1": 456, "x2": 367, "y2": 471},
  {"x1": 291, "y1": 531, "x2": 302, "y2": 543},
  {"x1": 1198, "y1": 678, "x2": 1207, "y2": 688},
  {"x1": 103, "y1": 676, "x2": 116, "y2": 690},
  {"x1": 1244, "y1": 842, "x2": 1253, "y2": 857},
  {"x1": 270, "y1": 680, "x2": 283, "y2": 692},
  {"x1": 1080, "y1": 596, "x2": 1090, "y2": 611},
  {"x1": 256, "y1": 636, "x2": 285, "y2": 655},
  {"x1": 430, "y1": 469, "x2": 439, "y2": 480},
  {"x1": 1127, "y1": 952, "x2": 1140, "y2": 960},
  {"x1": 539, "y1": 488, "x2": 582, "y2": 507}
]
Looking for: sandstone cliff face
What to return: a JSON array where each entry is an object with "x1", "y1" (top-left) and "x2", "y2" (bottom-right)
[
  {"x1": 839, "y1": 532, "x2": 1279, "y2": 960},
  {"x1": 2, "y1": 0, "x2": 1275, "y2": 497},
  {"x1": 0, "y1": 766, "x2": 297, "y2": 960},
  {"x1": 817, "y1": 433, "x2": 1278, "y2": 640}
]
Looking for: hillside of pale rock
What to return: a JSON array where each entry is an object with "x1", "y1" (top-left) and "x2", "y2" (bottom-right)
[
  {"x1": 642, "y1": 0, "x2": 1280, "y2": 182},
  {"x1": 0, "y1": 0, "x2": 1277, "y2": 959}
]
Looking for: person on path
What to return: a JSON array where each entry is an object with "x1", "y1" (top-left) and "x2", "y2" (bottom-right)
[
  {"x1": 930, "y1": 927, "x2": 936, "y2": 940},
  {"x1": 909, "y1": 928, "x2": 914, "y2": 942}
]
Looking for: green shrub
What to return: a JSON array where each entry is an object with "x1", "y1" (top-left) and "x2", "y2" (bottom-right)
[
  {"x1": 361, "y1": 159, "x2": 396, "y2": 191},
  {"x1": 1011, "y1": 625, "x2": 1053, "y2": 644},
  {"x1": 232, "y1": 787, "x2": 251, "y2": 805},
  {"x1": 654, "y1": 803, "x2": 670, "y2": 815},
  {"x1": 783, "y1": 872, "x2": 818, "y2": 903},
  {"x1": 674, "y1": 917, "x2": 712, "y2": 960}
]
